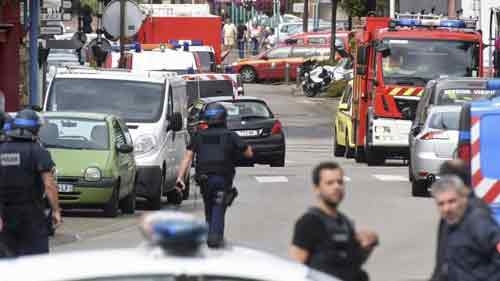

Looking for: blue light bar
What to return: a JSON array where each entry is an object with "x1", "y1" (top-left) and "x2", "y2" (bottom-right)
[
  {"x1": 395, "y1": 18, "x2": 421, "y2": 27},
  {"x1": 183, "y1": 41, "x2": 189, "y2": 51},
  {"x1": 440, "y1": 19, "x2": 466, "y2": 28},
  {"x1": 142, "y1": 212, "x2": 207, "y2": 247},
  {"x1": 486, "y1": 79, "x2": 500, "y2": 90},
  {"x1": 191, "y1": 40, "x2": 203, "y2": 46}
]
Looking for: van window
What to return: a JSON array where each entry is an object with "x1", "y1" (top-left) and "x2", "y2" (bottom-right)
[
  {"x1": 46, "y1": 78, "x2": 165, "y2": 123},
  {"x1": 194, "y1": 51, "x2": 215, "y2": 72},
  {"x1": 479, "y1": 114, "x2": 500, "y2": 178},
  {"x1": 186, "y1": 80, "x2": 234, "y2": 106},
  {"x1": 167, "y1": 86, "x2": 174, "y2": 119},
  {"x1": 437, "y1": 89, "x2": 497, "y2": 105},
  {"x1": 428, "y1": 111, "x2": 460, "y2": 130}
]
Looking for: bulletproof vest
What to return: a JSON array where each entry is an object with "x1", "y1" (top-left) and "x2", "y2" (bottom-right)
[
  {"x1": 307, "y1": 208, "x2": 361, "y2": 281},
  {"x1": 195, "y1": 128, "x2": 234, "y2": 177},
  {"x1": 0, "y1": 142, "x2": 42, "y2": 204}
]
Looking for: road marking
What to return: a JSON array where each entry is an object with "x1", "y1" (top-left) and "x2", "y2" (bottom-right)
[
  {"x1": 255, "y1": 176, "x2": 289, "y2": 183},
  {"x1": 372, "y1": 174, "x2": 408, "y2": 182}
]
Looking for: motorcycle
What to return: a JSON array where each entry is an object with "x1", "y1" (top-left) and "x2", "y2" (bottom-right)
[{"x1": 301, "y1": 64, "x2": 336, "y2": 97}]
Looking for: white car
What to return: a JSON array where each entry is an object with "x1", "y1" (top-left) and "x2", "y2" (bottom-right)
[
  {"x1": 44, "y1": 67, "x2": 190, "y2": 209},
  {"x1": 0, "y1": 212, "x2": 338, "y2": 281}
]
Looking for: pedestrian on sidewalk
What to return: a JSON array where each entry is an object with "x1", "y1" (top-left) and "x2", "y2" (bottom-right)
[
  {"x1": 237, "y1": 23, "x2": 248, "y2": 59},
  {"x1": 249, "y1": 23, "x2": 261, "y2": 55},
  {"x1": 290, "y1": 161, "x2": 378, "y2": 281},
  {"x1": 223, "y1": 18, "x2": 237, "y2": 53},
  {"x1": 430, "y1": 176, "x2": 500, "y2": 281},
  {"x1": 430, "y1": 159, "x2": 492, "y2": 281}
]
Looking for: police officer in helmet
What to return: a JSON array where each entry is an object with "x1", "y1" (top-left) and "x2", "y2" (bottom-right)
[
  {"x1": 0, "y1": 109, "x2": 62, "y2": 256},
  {"x1": 177, "y1": 102, "x2": 253, "y2": 248}
]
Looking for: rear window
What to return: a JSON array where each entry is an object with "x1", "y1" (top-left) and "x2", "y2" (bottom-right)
[
  {"x1": 194, "y1": 51, "x2": 215, "y2": 72},
  {"x1": 480, "y1": 114, "x2": 500, "y2": 178},
  {"x1": 438, "y1": 89, "x2": 497, "y2": 105},
  {"x1": 186, "y1": 80, "x2": 234, "y2": 106},
  {"x1": 219, "y1": 101, "x2": 272, "y2": 120},
  {"x1": 428, "y1": 111, "x2": 460, "y2": 130}
]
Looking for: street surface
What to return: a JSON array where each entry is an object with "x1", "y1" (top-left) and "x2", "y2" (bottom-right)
[{"x1": 50, "y1": 84, "x2": 438, "y2": 281}]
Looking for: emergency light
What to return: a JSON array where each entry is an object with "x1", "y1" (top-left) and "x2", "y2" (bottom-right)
[
  {"x1": 392, "y1": 17, "x2": 467, "y2": 29},
  {"x1": 486, "y1": 79, "x2": 500, "y2": 90},
  {"x1": 168, "y1": 40, "x2": 204, "y2": 51},
  {"x1": 141, "y1": 212, "x2": 207, "y2": 253}
]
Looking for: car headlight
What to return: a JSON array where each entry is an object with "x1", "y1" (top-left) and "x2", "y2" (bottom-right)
[
  {"x1": 134, "y1": 134, "x2": 158, "y2": 154},
  {"x1": 84, "y1": 167, "x2": 101, "y2": 182}
]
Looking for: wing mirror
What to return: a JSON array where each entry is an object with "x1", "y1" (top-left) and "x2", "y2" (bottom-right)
[
  {"x1": 116, "y1": 143, "x2": 134, "y2": 154},
  {"x1": 168, "y1": 112, "x2": 183, "y2": 132}
]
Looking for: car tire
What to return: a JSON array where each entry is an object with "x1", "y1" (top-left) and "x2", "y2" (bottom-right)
[
  {"x1": 412, "y1": 180, "x2": 428, "y2": 197},
  {"x1": 365, "y1": 146, "x2": 385, "y2": 166},
  {"x1": 303, "y1": 84, "x2": 317, "y2": 97},
  {"x1": 149, "y1": 171, "x2": 164, "y2": 210},
  {"x1": 120, "y1": 180, "x2": 136, "y2": 215},
  {"x1": 333, "y1": 129, "x2": 345, "y2": 157},
  {"x1": 408, "y1": 154, "x2": 415, "y2": 183},
  {"x1": 103, "y1": 184, "x2": 119, "y2": 218},
  {"x1": 240, "y1": 66, "x2": 257, "y2": 83}
]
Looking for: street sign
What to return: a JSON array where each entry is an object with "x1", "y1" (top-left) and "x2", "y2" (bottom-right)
[
  {"x1": 62, "y1": 0, "x2": 72, "y2": 9},
  {"x1": 293, "y1": 3, "x2": 304, "y2": 13},
  {"x1": 40, "y1": 25, "x2": 63, "y2": 35}
]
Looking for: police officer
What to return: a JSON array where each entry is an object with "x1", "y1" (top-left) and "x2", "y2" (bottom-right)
[
  {"x1": 176, "y1": 102, "x2": 253, "y2": 248},
  {"x1": 290, "y1": 162, "x2": 378, "y2": 281},
  {"x1": 0, "y1": 109, "x2": 62, "y2": 256},
  {"x1": 430, "y1": 176, "x2": 500, "y2": 281}
]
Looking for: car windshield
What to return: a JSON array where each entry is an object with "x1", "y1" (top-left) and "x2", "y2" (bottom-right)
[
  {"x1": 39, "y1": 118, "x2": 109, "y2": 150},
  {"x1": 220, "y1": 101, "x2": 272, "y2": 120},
  {"x1": 428, "y1": 111, "x2": 460, "y2": 130},
  {"x1": 382, "y1": 39, "x2": 479, "y2": 86},
  {"x1": 46, "y1": 78, "x2": 164, "y2": 123},
  {"x1": 437, "y1": 89, "x2": 498, "y2": 104},
  {"x1": 186, "y1": 80, "x2": 234, "y2": 106}
]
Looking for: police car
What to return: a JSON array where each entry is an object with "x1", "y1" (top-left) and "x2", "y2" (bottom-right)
[
  {"x1": 0, "y1": 212, "x2": 338, "y2": 281},
  {"x1": 457, "y1": 79, "x2": 500, "y2": 222}
]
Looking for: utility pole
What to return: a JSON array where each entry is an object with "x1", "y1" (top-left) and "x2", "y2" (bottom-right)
[
  {"x1": 330, "y1": 0, "x2": 336, "y2": 62},
  {"x1": 29, "y1": 0, "x2": 40, "y2": 106},
  {"x1": 118, "y1": 0, "x2": 126, "y2": 68},
  {"x1": 303, "y1": 0, "x2": 308, "y2": 32},
  {"x1": 448, "y1": 0, "x2": 456, "y2": 18}
]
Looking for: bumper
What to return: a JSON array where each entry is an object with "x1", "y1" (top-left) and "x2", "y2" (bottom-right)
[
  {"x1": 58, "y1": 178, "x2": 115, "y2": 207},
  {"x1": 135, "y1": 166, "x2": 162, "y2": 200},
  {"x1": 241, "y1": 134, "x2": 285, "y2": 165},
  {"x1": 371, "y1": 118, "x2": 411, "y2": 147},
  {"x1": 413, "y1": 152, "x2": 452, "y2": 181}
]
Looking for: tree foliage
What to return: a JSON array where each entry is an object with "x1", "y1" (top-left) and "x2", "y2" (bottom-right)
[{"x1": 340, "y1": 0, "x2": 388, "y2": 17}]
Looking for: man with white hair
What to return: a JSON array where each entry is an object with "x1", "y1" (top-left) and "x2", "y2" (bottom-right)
[{"x1": 431, "y1": 176, "x2": 500, "y2": 281}]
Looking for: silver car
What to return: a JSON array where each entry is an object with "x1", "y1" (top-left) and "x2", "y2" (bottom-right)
[{"x1": 409, "y1": 105, "x2": 461, "y2": 197}]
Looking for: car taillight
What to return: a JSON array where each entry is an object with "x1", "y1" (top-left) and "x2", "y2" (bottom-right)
[
  {"x1": 458, "y1": 143, "x2": 471, "y2": 162},
  {"x1": 271, "y1": 120, "x2": 282, "y2": 135},
  {"x1": 420, "y1": 131, "x2": 448, "y2": 140}
]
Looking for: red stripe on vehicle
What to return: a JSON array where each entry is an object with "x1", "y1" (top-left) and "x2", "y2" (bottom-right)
[
  {"x1": 472, "y1": 170, "x2": 484, "y2": 188},
  {"x1": 471, "y1": 116, "x2": 480, "y2": 126},
  {"x1": 482, "y1": 181, "x2": 500, "y2": 204},
  {"x1": 471, "y1": 139, "x2": 481, "y2": 157}
]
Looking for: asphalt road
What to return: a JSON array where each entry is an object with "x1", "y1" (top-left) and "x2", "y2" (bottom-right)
[{"x1": 50, "y1": 84, "x2": 438, "y2": 281}]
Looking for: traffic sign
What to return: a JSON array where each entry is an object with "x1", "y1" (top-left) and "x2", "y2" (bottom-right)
[
  {"x1": 40, "y1": 7, "x2": 72, "y2": 21},
  {"x1": 40, "y1": 25, "x2": 63, "y2": 35},
  {"x1": 62, "y1": 0, "x2": 72, "y2": 9}
]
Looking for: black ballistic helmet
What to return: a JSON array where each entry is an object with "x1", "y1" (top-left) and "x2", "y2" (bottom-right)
[
  {"x1": 202, "y1": 102, "x2": 227, "y2": 127},
  {"x1": 7, "y1": 109, "x2": 43, "y2": 140}
]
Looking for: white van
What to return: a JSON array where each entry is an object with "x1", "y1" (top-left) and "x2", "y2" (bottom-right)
[
  {"x1": 111, "y1": 49, "x2": 198, "y2": 74},
  {"x1": 43, "y1": 67, "x2": 189, "y2": 209}
]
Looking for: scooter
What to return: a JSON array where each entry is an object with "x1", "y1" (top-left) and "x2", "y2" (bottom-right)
[{"x1": 302, "y1": 64, "x2": 336, "y2": 97}]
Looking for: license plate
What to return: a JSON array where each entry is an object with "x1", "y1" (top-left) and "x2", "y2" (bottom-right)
[
  {"x1": 236, "y1": 130, "x2": 260, "y2": 137},
  {"x1": 58, "y1": 183, "x2": 74, "y2": 193}
]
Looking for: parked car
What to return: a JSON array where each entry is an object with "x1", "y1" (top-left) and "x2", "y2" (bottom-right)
[
  {"x1": 408, "y1": 105, "x2": 461, "y2": 197},
  {"x1": 413, "y1": 78, "x2": 495, "y2": 130},
  {"x1": 334, "y1": 80, "x2": 355, "y2": 158},
  {"x1": 283, "y1": 31, "x2": 350, "y2": 50},
  {"x1": 39, "y1": 112, "x2": 136, "y2": 217},
  {"x1": 232, "y1": 45, "x2": 330, "y2": 83},
  {"x1": 44, "y1": 67, "x2": 189, "y2": 209},
  {"x1": 188, "y1": 96, "x2": 286, "y2": 167}
]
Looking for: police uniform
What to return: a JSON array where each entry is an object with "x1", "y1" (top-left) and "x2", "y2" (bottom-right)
[
  {"x1": 292, "y1": 207, "x2": 369, "y2": 281},
  {"x1": 0, "y1": 117, "x2": 56, "y2": 256},
  {"x1": 444, "y1": 204, "x2": 500, "y2": 281},
  {"x1": 188, "y1": 126, "x2": 248, "y2": 247}
]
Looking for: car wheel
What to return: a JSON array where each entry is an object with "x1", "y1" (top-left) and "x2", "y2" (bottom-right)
[
  {"x1": 333, "y1": 128, "x2": 345, "y2": 157},
  {"x1": 365, "y1": 146, "x2": 385, "y2": 166},
  {"x1": 119, "y1": 179, "x2": 136, "y2": 215},
  {"x1": 103, "y1": 184, "x2": 119, "y2": 217},
  {"x1": 408, "y1": 154, "x2": 415, "y2": 182},
  {"x1": 149, "y1": 171, "x2": 164, "y2": 210},
  {"x1": 412, "y1": 180, "x2": 429, "y2": 197},
  {"x1": 303, "y1": 83, "x2": 317, "y2": 97},
  {"x1": 240, "y1": 66, "x2": 257, "y2": 83}
]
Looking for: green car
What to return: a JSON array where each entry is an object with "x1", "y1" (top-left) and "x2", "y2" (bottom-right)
[{"x1": 39, "y1": 112, "x2": 137, "y2": 217}]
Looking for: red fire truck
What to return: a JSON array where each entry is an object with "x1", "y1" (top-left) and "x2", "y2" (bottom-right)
[{"x1": 350, "y1": 14, "x2": 483, "y2": 165}]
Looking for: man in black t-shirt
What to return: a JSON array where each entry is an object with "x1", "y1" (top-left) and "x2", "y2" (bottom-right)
[
  {"x1": 290, "y1": 162, "x2": 378, "y2": 281},
  {"x1": 236, "y1": 24, "x2": 247, "y2": 59}
]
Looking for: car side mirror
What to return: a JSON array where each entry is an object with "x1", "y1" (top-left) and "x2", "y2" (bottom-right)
[
  {"x1": 169, "y1": 112, "x2": 183, "y2": 132},
  {"x1": 116, "y1": 143, "x2": 134, "y2": 154}
]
